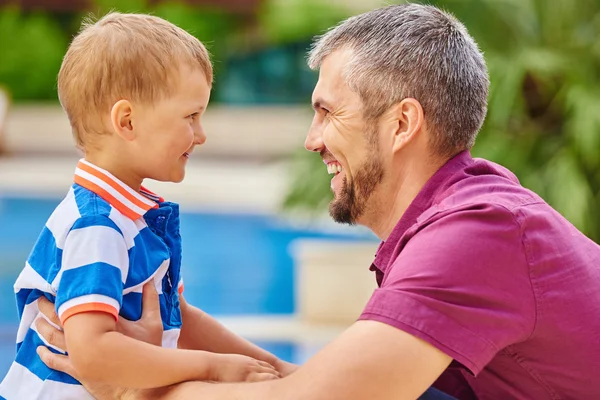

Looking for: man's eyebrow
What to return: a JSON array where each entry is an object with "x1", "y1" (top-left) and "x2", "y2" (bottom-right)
[{"x1": 312, "y1": 98, "x2": 333, "y2": 111}]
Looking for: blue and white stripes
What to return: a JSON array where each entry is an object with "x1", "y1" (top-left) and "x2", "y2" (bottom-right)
[{"x1": 0, "y1": 160, "x2": 184, "y2": 399}]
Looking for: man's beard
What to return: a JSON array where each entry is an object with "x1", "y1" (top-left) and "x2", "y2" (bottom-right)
[{"x1": 329, "y1": 132, "x2": 384, "y2": 225}]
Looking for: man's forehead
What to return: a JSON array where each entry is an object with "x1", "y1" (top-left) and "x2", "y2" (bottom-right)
[{"x1": 312, "y1": 48, "x2": 354, "y2": 108}]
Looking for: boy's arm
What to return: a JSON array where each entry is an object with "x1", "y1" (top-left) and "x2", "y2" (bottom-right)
[
  {"x1": 57, "y1": 215, "x2": 202, "y2": 388},
  {"x1": 57, "y1": 216, "x2": 277, "y2": 388},
  {"x1": 63, "y1": 312, "x2": 224, "y2": 388},
  {"x1": 178, "y1": 295, "x2": 297, "y2": 375}
]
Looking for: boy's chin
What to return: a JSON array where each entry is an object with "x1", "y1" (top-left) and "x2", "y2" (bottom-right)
[
  {"x1": 153, "y1": 171, "x2": 185, "y2": 184},
  {"x1": 168, "y1": 173, "x2": 185, "y2": 183}
]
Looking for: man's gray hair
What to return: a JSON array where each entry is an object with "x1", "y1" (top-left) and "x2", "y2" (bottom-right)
[{"x1": 308, "y1": 4, "x2": 489, "y2": 157}]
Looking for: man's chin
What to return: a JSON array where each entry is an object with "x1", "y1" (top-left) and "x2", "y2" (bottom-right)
[{"x1": 329, "y1": 200, "x2": 356, "y2": 225}]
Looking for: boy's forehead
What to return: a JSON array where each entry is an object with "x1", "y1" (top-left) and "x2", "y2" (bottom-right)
[
  {"x1": 178, "y1": 63, "x2": 211, "y2": 84},
  {"x1": 175, "y1": 65, "x2": 211, "y2": 100}
]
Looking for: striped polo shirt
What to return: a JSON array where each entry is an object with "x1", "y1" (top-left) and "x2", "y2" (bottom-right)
[{"x1": 0, "y1": 159, "x2": 184, "y2": 400}]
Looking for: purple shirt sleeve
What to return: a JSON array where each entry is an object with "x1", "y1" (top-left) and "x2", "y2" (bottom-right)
[{"x1": 359, "y1": 203, "x2": 537, "y2": 375}]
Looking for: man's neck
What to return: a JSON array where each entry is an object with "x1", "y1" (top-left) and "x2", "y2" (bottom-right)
[{"x1": 363, "y1": 155, "x2": 448, "y2": 240}]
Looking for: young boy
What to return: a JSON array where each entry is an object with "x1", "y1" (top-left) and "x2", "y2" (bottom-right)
[{"x1": 0, "y1": 13, "x2": 289, "y2": 400}]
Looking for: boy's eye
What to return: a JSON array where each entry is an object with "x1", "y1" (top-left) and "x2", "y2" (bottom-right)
[{"x1": 188, "y1": 112, "x2": 199, "y2": 119}]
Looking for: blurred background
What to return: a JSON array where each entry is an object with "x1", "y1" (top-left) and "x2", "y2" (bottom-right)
[{"x1": 0, "y1": 0, "x2": 599, "y2": 379}]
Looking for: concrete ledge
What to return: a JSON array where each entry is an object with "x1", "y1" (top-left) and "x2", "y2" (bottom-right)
[
  {"x1": 0, "y1": 155, "x2": 290, "y2": 215},
  {"x1": 4, "y1": 104, "x2": 312, "y2": 159},
  {"x1": 0, "y1": 88, "x2": 9, "y2": 154},
  {"x1": 292, "y1": 239, "x2": 379, "y2": 325}
]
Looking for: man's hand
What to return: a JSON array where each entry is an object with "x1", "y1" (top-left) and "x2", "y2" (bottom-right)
[
  {"x1": 116, "y1": 281, "x2": 164, "y2": 346},
  {"x1": 36, "y1": 346, "x2": 133, "y2": 400},
  {"x1": 36, "y1": 281, "x2": 163, "y2": 348},
  {"x1": 36, "y1": 282, "x2": 164, "y2": 399},
  {"x1": 274, "y1": 359, "x2": 299, "y2": 377}
]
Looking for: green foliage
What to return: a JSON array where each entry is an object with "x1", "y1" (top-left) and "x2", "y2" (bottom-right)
[
  {"x1": 152, "y1": 1, "x2": 239, "y2": 83},
  {"x1": 434, "y1": 0, "x2": 600, "y2": 241},
  {"x1": 0, "y1": 1, "x2": 239, "y2": 102},
  {"x1": 283, "y1": 0, "x2": 600, "y2": 242},
  {"x1": 85, "y1": 0, "x2": 238, "y2": 86},
  {"x1": 92, "y1": 0, "x2": 149, "y2": 13},
  {"x1": 90, "y1": 0, "x2": 237, "y2": 54},
  {"x1": 283, "y1": 148, "x2": 333, "y2": 213},
  {"x1": 259, "y1": 0, "x2": 353, "y2": 45},
  {"x1": 0, "y1": 7, "x2": 68, "y2": 100}
]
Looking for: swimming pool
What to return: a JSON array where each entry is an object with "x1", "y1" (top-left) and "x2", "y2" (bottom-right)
[{"x1": 0, "y1": 195, "x2": 372, "y2": 377}]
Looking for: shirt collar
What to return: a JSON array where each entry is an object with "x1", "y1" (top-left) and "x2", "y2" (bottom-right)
[
  {"x1": 372, "y1": 150, "x2": 474, "y2": 271},
  {"x1": 73, "y1": 159, "x2": 165, "y2": 220}
]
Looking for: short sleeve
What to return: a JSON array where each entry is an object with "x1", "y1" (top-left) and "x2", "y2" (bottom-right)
[
  {"x1": 55, "y1": 215, "x2": 129, "y2": 324},
  {"x1": 359, "y1": 204, "x2": 536, "y2": 375},
  {"x1": 178, "y1": 277, "x2": 184, "y2": 295}
]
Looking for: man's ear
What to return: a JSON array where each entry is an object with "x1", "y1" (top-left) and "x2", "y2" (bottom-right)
[
  {"x1": 389, "y1": 98, "x2": 424, "y2": 153},
  {"x1": 110, "y1": 100, "x2": 135, "y2": 141}
]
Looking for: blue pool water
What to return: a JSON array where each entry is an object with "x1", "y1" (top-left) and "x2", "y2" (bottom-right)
[{"x1": 0, "y1": 195, "x2": 373, "y2": 378}]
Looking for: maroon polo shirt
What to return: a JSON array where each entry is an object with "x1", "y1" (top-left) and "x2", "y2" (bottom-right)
[{"x1": 359, "y1": 151, "x2": 600, "y2": 399}]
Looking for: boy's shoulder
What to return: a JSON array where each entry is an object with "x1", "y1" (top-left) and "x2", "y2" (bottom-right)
[
  {"x1": 44, "y1": 184, "x2": 125, "y2": 239},
  {"x1": 46, "y1": 184, "x2": 111, "y2": 225},
  {"x1": 71, "y1": 183, "x2": 113, "y2": 218},
  {"x1": 27, "y1": 184, "x2": 124, "y2": 267}
]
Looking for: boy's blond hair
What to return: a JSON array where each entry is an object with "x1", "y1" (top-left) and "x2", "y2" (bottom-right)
[{"x1": 58, "y1": 12, "x2": 213, "y2": 147}]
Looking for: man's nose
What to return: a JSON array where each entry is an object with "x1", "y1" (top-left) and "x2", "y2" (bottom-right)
[{"x1": 305, "y1": 126, "x2": 324, "y2": 152}]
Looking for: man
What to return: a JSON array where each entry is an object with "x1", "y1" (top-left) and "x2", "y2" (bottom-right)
[{"x1": 36, "y1": 4, "x2": 600, "y2": 399}]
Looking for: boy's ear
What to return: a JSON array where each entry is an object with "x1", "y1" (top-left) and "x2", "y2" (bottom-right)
[{"x1": 110, "y1": 100, "x2": 135, "y2": 141}]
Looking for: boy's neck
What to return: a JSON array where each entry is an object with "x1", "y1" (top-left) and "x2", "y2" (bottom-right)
[{"x1": 84, "y1": 153, "x2": 143, "y2": 192}]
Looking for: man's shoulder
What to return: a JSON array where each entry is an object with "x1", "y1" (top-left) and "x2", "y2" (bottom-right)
[
  {"x1": 405, "y1": 169, "x2": 555, "y2": 261},
  {"x1": 414, "y1": 161, "x2": 599, "y2": 273},
  {"x1": 428, "y1": 161, "x2": 547, "y2": 223}
]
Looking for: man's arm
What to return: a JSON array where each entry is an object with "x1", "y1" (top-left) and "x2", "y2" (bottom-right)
[
  {"x1": 141, "y1": 319, "x2": 452, "y2": 400},
  {"x1": 178, "y1": 295, "x2": 298, "y2": 375},
  {"x1": 37, "y1": 288, "x2": 451, "y2": 399}
]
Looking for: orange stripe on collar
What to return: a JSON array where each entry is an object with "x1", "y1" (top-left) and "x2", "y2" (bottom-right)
[{"x1": 74, "y1": 159, "x2": 163, "y2": 220}]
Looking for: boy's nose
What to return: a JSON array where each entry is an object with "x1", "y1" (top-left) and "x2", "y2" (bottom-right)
[{"x1": 195, "y1": 128, "x2": 206, "y2": 145}]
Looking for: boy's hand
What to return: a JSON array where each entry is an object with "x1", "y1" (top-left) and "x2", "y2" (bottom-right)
[{"x1": 211, "y1": 354, "x2": 281, "y2": 382}]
